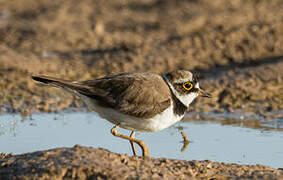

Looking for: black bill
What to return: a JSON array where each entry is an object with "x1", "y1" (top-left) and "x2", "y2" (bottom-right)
[{"x1": 198, "y1": 88, "x2": 212, "y2": 98}]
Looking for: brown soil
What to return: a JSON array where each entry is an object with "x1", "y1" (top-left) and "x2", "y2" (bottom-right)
[
  {"x1": 0, "y1": 145, "x2": 282, "y2": 180},
  {"x1": 0, "y1": 0, "x2": 282, "y2": 116}
]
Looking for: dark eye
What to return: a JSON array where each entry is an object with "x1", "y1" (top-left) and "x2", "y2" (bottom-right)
[{"x1": 182, "y1": 82, "x2": 193, "y2": 91}]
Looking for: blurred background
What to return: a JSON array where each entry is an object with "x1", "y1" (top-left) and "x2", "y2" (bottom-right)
[
  {"x1": 0, "y1": 0, "x2": 282, "y2": 121},
  {"x1": 0, "y1": 0, "x2": 283, "y2": 168}
]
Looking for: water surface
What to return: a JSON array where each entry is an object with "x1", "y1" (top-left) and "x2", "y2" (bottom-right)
[{"x1": 0, "y1": 112, "x2": 282, "y2": 168}]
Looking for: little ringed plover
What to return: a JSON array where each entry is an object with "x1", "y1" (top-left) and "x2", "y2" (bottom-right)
[{"x1": 32, "y1": 70, "x2": 211, "y2": 157}]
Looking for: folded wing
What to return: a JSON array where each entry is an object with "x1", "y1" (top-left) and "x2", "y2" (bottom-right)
[
  {"x1": 32, "y1": 73, "x2": 172, "y2": 119},
  {"x1": 78, "y1": 73, "x2": 171, "y2": 119}
]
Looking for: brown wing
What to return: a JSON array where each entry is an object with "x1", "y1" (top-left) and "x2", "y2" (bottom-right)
[
  {"x1": 78, "y1": 73, "x2": 171, "y2": 119},
  {"x1": 32, "y1": 73, "x2": 171, "y2": 119}
]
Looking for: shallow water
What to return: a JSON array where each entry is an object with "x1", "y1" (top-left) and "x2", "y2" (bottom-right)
[{"x1": 0, "y1": 112, "x2": 282, "y2": 168}]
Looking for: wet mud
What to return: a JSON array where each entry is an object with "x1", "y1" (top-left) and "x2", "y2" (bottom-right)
[{"x1": 0, "y1": 145, "x2": 282, "y2": 180}]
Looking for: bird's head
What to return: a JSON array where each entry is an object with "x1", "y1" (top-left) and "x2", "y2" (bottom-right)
[{"x1": 163, "y1": 70, "x2": 212, "y2": 107}]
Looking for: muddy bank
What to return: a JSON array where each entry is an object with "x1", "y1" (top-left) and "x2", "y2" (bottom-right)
[
  {"x1": 0, "y1": 0, "x2": 282, "y2": 116},
  {"x1": 0, "y1": 145, "x2": 282, "y2": 180}
]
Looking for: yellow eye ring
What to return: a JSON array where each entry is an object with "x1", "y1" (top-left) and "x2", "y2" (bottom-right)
[{"x1": 183, "y1": 82, "x2": 193, "y2": 91}]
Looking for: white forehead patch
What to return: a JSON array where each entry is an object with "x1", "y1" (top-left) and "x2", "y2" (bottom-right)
[{"x1": 195, "y1": 82, "x2": 199, "y2": 88}]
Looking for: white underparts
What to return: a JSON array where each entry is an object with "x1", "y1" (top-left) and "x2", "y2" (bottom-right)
[{"x1": 80, "y1": 95, "x2": 184, "y2": 132}]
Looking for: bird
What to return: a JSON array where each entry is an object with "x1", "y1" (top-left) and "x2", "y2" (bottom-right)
[{"x1": 32, "y1": 70, "x2": 211, "y2": 157}]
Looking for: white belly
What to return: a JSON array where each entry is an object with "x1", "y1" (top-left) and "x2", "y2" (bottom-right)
[{"x1": 81, "y1": 96, "x2": 184, "y2": 132}]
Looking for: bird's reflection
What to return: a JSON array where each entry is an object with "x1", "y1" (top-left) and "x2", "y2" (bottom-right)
[{"x1": 180, "y1": 131, "x2": 190, "y2": 152}]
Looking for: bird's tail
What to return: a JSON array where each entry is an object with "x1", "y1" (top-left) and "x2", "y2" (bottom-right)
[{"x1": 31, "y1": 75, "x2": 88, "y2": 93}]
